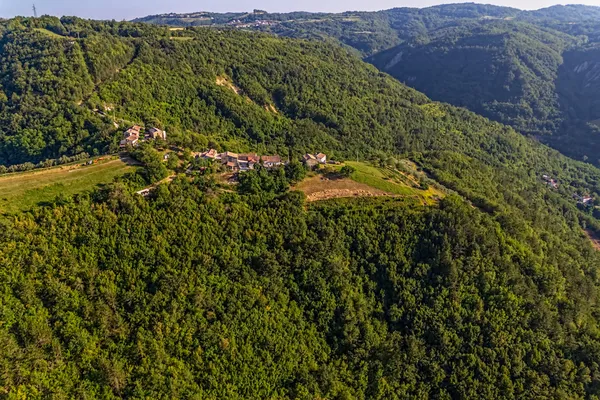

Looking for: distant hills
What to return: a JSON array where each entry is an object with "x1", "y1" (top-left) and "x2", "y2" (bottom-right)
[
  {"x1": 134, "y1": 4, "x2": 600, "y2": 164},
  {"x1": 133, "y1": 4, "x2": 523, "y2": 57}
]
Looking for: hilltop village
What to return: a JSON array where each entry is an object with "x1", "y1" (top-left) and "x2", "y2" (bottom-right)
[
  {"x1": 118, "y1": 125, "x2": 328, "y2": 173},
  {"x1": 195, "y1": 148, "x2": 327, "y2": 172},
  {"x1": 119, "y1": 125, "x2": 167, "y2": 148},
  {"x1": 114, "y1": 125, "x2": 599, "y2": 210}
]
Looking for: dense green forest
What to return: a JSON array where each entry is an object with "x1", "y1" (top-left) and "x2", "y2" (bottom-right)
[
  {"x1": 368, "y1": 20, "x2": 580, "y2": 136},
  {"x1": 5, "y1": 14, "x2": 600, "y2": 398},
  {"x1": 135, "y1": 4, "x2": 600, "y2": 165},
  {"x1": 2, "y1": 178, "x2": 600, "y2": 398}
]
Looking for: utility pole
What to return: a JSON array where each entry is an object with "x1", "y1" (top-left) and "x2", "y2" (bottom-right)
[{"x1": 32, "y1": 4, "x2": 37, "y2": 18}]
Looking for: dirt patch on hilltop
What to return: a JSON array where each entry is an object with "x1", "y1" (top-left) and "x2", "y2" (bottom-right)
[
  {"x1": 307, "y1": 188, "x2": 395, "y2": 201},
  {"x1": 295, "y1": 176, "x2": 392, "y2": 202}
]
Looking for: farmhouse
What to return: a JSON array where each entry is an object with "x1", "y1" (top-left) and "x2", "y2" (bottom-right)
[
  {"x1": 316, "y1": 153, "x2": 327, "y2": 164},
  {"x1": 238, "y1": 160, "x2": 255, "y2": 172},
  {"x1": 239, "y1": 153, "x2": 260, "y2": 163},
  {"x1": 147, "y1": 127, "x2": 167, "y2": 140},
  {"x1": 225, "y1": 161, "x2": 237, "y2": 171},
  {"x1": 120, "y1": 136, "x2": 139, "y2": 147},
  {"x1": 125, "y1": 125, "x2": 141, "y2": 136},
  {"x1": 261, "y1": 155, "x2": 282, "y2": 168},
  {"x1": 221, "y1": 152, "x2": 239, "y2": 164},
  {"x1": 303, "y1": 153, "x2": 319, "y2": 167},
  {"x1": 200, "y1": 148, "x2": 219, "y2": 160},
  {"x1": 120, "y1": 125, "x2": 141, "y2": 148}
]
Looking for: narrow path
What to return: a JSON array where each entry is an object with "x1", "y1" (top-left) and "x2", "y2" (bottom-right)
[{"x1": 136, "y1": 174, "x2": 177, "y2": 195}]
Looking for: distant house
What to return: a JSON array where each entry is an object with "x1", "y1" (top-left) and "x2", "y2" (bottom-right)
[
  {"x1": 125, "y1": 125, "x2": 142, "y2": 137},
  {"x1": 542, "y1": 174, "x2": 558, "y2": 188},
  {"x1": 120, "y1": 125, "x2": 141, "y2": 148},
  {"x1": 316, "y1": 153, "x2": 327, "y2": 164},
  {"x1": 120, "y1": 135, "x2": 139, "y2": 148},
  {"x1": 575, "y1": 193, "x2": 594, "y2": 205},
  {"x1": 225, "y1": 161, "x2": 238, "y2": 172},
  {"x1": 239, "y1": 153, "x2": 260, "y2": 163},
  {"x1": 148, "y1": 127, "x2": 167, "y2": 140},
  {"x1": 221, "y1": 152, "x2": 239, "y2": 164},
  {"x1": 201, "y1": 148, "x2": 219, "y2": 160},
  {"x1": 302, "y1": 153, "x2": 319, "y2": 168},
  {"x1": 261, "y1": 155, "x2": 282, "y2": 168},
  {"x1": 136, "y1": 188, "x2": 152, "y2": 196},
  {"x1": 238, "y1": 160, "x2": 255, "y2": 172}
]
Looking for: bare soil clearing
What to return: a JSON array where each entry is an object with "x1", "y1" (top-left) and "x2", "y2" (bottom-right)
[{"x1": 295, "y1": 176, "x2": 393, "y2": 202}]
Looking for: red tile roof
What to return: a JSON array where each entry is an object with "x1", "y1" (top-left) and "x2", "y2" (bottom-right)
[
  {"x1": 261, "y1": 155, "x2": 281, "y2": 163},
  {"x1": 239, "y1": 153, "x2": 259, "y2": 162}
]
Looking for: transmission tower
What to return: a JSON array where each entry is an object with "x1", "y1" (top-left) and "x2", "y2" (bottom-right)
[{"x1": 32, "y1": 4, "x2": 37, "y2": 18}]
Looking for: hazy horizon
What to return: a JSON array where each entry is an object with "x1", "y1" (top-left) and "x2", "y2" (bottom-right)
[{"x1": 1, "y1": 0, "x2": 599, "y2": 21}]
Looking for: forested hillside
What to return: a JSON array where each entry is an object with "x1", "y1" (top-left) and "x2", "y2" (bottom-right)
[
  {"x1": 2, "y1": 179, "x2": 600, "y2": 398},
  {"x1": 134, "y1": 4, "x2": 521, "y2": 57},
  {"x1": 367, "y1": 13, "x2": 600, "y2": 163},
  {"x1": 368, "y1": 20, "x2": 580, "y2": 136},
  {"x1": 135, "y1": 4, "x2": 600, "y2": 164},
  {"x1": 5, "y1": 14, "x2": 600, "y2": 398}
]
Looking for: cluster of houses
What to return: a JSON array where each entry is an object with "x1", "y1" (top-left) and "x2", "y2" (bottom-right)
[
  {"x1": 198, "y1": 149, "x2": 284, "y2": 172},
  {"x1": 542, "y1": 174, "x2": 559, "y2": 189},
  {"x1": 228, "y1": 19, "x2": 279, "y2": 28},
  {"x1": 196, "y1": 149, "x2": 328, "y2": 172},
  {"x1": 120, "y1": 125, "x2": 167, "y2": 148},
  {"x1": 544, "y1": 175, "x2": 596, "y2": 206}
]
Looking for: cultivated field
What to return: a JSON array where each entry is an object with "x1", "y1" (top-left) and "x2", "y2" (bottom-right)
[{"x1": 0, "y1": 157, "x2": 136, "y2": 214}]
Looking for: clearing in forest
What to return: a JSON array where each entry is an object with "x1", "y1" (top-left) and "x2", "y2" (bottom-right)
[
  {"x1": 170, "y1": 36, "x2": 194, "y2": 41},
  {"x1": 0, "y1": 157, "x2": 136, "y2": 214},
  {"x1": 295, "y1": 175, "x2": 390, "y2": 202},
  {"x1": 295, "y1": 161, "x2": 444, "y2": 204},
  {"x1": 344, "y1": 161, "x2": 444, "y2": 205},
  {"x1": 33, "y1": 28, "x2": 66, "y2": 38}
]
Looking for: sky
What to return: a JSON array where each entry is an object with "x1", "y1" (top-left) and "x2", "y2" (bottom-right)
[{"x1": 1, "y1": 0, "x2": 599, "y2": 21}]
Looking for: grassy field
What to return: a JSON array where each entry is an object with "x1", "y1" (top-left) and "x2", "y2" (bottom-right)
[
  {"x1": 170, "y1": 36, "x2": 195, "y2": 41},
  {"x1": 344, "y1": 161, "x2": 444, "y2": 204},
  {"x1": 294, "y1": 161, "x2": 444, "y2": 204},
  {"x1": 0, "y1": 158, "x2": 136, "y2": 215},
  {"x1": 33, "y1": 28, "x2": 66, "y2": 38}
]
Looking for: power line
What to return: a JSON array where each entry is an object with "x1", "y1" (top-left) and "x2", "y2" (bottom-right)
[{"x1": 32, "y1": 4, "x2": 37, "y2": 18}]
